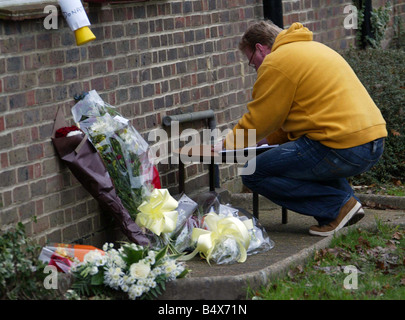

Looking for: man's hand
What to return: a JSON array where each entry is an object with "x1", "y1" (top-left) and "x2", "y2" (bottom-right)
[
  {"x1": 211, "y1": 139, "x2": 224, "y2": 152},
  {"x1": 256, "y1": 138, "x2": 268, "y2": 146}
]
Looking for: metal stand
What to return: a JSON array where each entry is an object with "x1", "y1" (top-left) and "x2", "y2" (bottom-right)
[{"x1": 175, "y1": 145, "x2": 288, "y2": 224}]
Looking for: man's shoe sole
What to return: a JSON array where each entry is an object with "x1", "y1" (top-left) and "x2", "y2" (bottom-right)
[
  {"x1": 309, "y1": 201, "x2": 363, "y2": 237},
  {"x1": 344, "y1": 208, "x2": 365, "y2": 227}
]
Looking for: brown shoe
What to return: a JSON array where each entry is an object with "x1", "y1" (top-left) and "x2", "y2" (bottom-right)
[{"x1": 309, "y1": 197, "x2": 363, "y2": 237}]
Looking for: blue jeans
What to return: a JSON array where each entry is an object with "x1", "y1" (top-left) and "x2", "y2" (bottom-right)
[{"x1": 242, "y1": 136, "x2": 384, "y2": 225}]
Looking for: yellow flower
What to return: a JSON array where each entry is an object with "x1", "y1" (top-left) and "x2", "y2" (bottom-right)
[
  {"x1": 135, "y1": 189, "x2": 178, "y2": 236},
  {"x1": 187, "y1": 212, "x2": 253, "y2": 264}
]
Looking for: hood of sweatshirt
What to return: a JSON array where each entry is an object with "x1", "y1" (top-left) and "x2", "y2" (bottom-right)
[{"x1": 271, "y1": 22, "x2": 313, "y2": 52}]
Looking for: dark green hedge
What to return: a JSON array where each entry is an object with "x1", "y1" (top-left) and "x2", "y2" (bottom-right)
[{"x1": 342, "y1": 48, "x2": 405, "y2": 185}]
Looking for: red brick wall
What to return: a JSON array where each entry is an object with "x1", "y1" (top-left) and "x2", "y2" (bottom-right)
[
  {"x1": 0, "y1": 0, "x2": 403, "y2": 245},
  {"x1": 282, "y1": 0, "x2": 357, "y2": 49}
]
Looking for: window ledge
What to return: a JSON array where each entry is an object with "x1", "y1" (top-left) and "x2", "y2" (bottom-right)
[{"x1": 0, "y1": 2, "x2": 89, "y2": 21}]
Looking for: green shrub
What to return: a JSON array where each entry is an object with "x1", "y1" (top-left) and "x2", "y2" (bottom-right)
[
  {"x1": 0, "y1": 222, "x2": 56, "y2": 300},
  {"x1": 343, "y1": 48, "x2": 405, "y2": 185}
]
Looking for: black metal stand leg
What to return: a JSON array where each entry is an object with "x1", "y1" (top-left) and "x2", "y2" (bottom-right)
[
  {"x1": 209, "y1": 162, "x2": 215, "y2": 192},
  {"x1": 282, "y1": 207, "x2": 288, "y2": 224},
  {"x1": 179, "y1": 161, "x2": 185, "y2": 194},
  {"x1": 253, "y1": 192, "x2": 259, "y2": 219}
]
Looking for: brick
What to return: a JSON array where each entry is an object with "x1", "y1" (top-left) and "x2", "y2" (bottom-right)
[
  {"x1": 103, "y1": 42, "x2": 116, "y2": 57},
  {"x1": 61, "y1": 31, "x2": 75, "y2": 46},
  {"x1": 113, "y1": 7, "x2": 126, "y2": 21},
  {"x1": 142, "y1": 83, "x2": 154, "y2": 98},
  {"x1": 12, "y1": 128, "x2": 31, "y2": 145},
  {"x1": 63, "y1": 66, "x2": 78, "y2": 81},
  {"x1": 88, "y1": 44, "x2": 102, "y2": 59},
  {"x1": 116, "y1": 88, "x2": 128, "y2": 104},
  {"x1": 36, "y1": 33, "x2": 52, "y2": 49},
  {"x1": 50, "y1": 50, "x2": 65, "y2": 65},
  {"x1": 129, "y1": 86, "x2": 142, "y2": 100},
  {"x1": 93, "y1": 61, "x2": 107, "y2": 75},
  {"x1": 104, "y1": 75, "x2": 119, "y2": 90},
  {"x1": 118, "y1": 72, "x2": 132, "y2": 86},
  {"x1": 37, "y1": 69, "x2": 54, "y2": 85},
  {"x1": 19, "y1": 35, "x2": 35, "y2": 52},
  {"x1": 126, "y1": 22, "x2": 138, "y2": 36},
  {"x1": 46, "y1": 229, "x2": 62, "y2": 243},
  {"x1": 117, "y1": 40, "x2": 130, "y2": 54},
  {"x1": 4, "y1": 75, "x2": 20, "y2": 92},
  {"x1": 113, "y1": 57, "x2": 127, "y2": 71},
  {"x1": 32, "y1": 215, "x2": 50, "y2": 234},
  {"x1": 21, "y1": 72, "x2": 38, "y2": 90},
  {"x1": 0, "y1": 37, "x2": 18, "y2": 54},
  {"x1": 27, "y1": 144, "x2": 44, "y2": 161},
  {"x1": 63, "y1": 224, "x2": 79, "y2": 242},
  {"x1": 13, "y1": 184, "x2": 30, "y2": 204},
  {"x1": 91, "y1": 77, "x2": 104, "y2": 91},
  {"x1": 9, "y1": 93, "x2": 27, "y2": 110},
  {"x1": 66, "y1": 48, "x2": 80, "y2": 63},
  {"x1": 112, "y1": 25, "x2": 125, "y2": 38},
  {"x1": 0, "y1": 169, "x2": 16, "y2": 188},
  {"x1": 6, "y1": 56, "x2": 23, "y2": 73},
  {"x1": 43, "y1": 193, "x2": 60, "y2": 214},
  {"x1": 35, "y1": 88, "x2": 52, "y2": 104},
  {"x1": 1, "y1": 207, "x2": 19, "y2": 225},
  {"x1": 19, "y1": 201, "x2": 36, "y2": 221}
]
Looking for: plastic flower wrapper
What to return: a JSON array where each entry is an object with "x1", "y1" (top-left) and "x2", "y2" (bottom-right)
[
  {"x1": 185, "y1": 209, "x2": 252, "y2": 265},
  {"x1": 181, "y1": 196, "x2": 274, "y2": 265},
  {"x1": 69, "y1": 242, "x2": 189, "y2": 300},
  {"x1": 51, "y1": 107, "x2": 150, "y2": 246},
  {"x1": 136, "y1": 191, "x2": 198, "y2": 254},
  {"x1": 167, "y1": 194, "x2": 199, "y2": 253},
  {"x1": 72, "y1": 90, "x2": 157, "y2": 222},
  {"x1": 215, "y1": 204, "x2": 275, "y2": 256},
  {"x1": 38, "y1": 243, "x2": 104, "y2": 273}
]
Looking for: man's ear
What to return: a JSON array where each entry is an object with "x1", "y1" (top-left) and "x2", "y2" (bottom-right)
[
  {"x1": 258, "y1": 44, "x2": 272, "y2": 57},
  {"x1": 256, "y1": 43, "x2": 266, "y2": 57}
]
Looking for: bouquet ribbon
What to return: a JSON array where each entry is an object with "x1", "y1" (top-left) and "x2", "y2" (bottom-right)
[
  {"x1": 181, "y1": 212, "x2": 253, "y2": 264},
  {"x1": 135, "y1": 188, "x2": 178, "y2": 236}
]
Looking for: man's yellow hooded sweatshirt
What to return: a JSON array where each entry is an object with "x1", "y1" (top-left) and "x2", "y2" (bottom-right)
[{"x1": 225, "y1": 23, "x2": 387, "y2": 149}]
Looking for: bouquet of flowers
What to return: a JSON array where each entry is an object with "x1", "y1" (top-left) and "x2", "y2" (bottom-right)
[
  {"x1": 69, "y1": 242, "x2": 189, "y2": 300},
  {"x1": 141, "y1": 193, "x2": 199, "y2": 253},
  {"x1": 72, "y1": 90, "x2": 158, "y2": 221},
  {"x1": 182, "y1": 196, "x2": 274, "y2": 265},
  {"x1": 51, "y1": 106, "x2": 150, "y2": 245},
  {"x1": 71, "y1": 91, "x2": 200, "y2": 251}
]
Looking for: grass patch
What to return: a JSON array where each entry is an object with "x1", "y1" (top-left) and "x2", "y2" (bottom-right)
[
  {"x1": 354, "y1": 183, "x2": 405, "y2": 196},
  {"x1": 249, "y1": 219, "x2": 405, "y2": 300}
]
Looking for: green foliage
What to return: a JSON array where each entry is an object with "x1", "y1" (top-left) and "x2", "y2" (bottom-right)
[
  {"x1": 352, "y1": 1, "x2": 392, "y2": 48},
  {"x1": 0, "y1": 222, "x2": 56, "y2": 300},
  {"x1": 343, "y1": 48, "x2": 405, "y2": 185},
  {"x1": 368, "y1": 2, "x2": 392, "y2": 48}
]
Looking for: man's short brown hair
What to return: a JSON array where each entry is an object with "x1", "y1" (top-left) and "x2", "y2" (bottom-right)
[{"x1": 239, "y1": 20, "x2": 283, "y2": 52}]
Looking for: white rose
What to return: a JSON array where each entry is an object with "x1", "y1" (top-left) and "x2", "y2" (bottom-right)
[
  {"x1": 83, "y1": 250, "x2": 105, "y2": 265},
  {"x1": 129, "y1": 261, "x2": 151, "y2": 279},
  {"x1": 89, "y1": 266, "x2": 98, "y2": 275}
]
